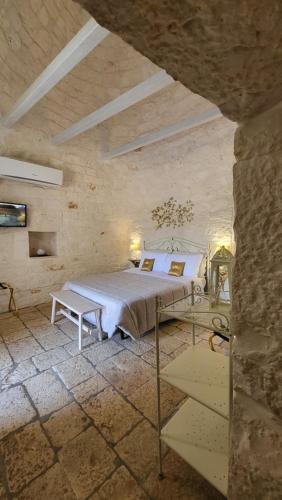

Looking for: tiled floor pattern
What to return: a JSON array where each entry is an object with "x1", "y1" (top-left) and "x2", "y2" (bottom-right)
[{"x1": 0, "y1": 303, "x2": 228, "y2": 500}]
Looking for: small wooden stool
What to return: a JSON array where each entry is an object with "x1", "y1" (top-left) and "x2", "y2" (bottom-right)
[{"x1": 50, "y1": 290, "x2": 104, "y2": 350}]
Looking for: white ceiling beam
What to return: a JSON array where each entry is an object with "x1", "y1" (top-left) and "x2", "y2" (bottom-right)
[
  {"x1": 52, "y1": 70, "x2": 174, "y2": 145},
  {"x1": 103, "y1": 107, "x2": 222, "y2": 159},
  {"x1": 1, "y1": 19, "x2": 109, "y2": 128}
]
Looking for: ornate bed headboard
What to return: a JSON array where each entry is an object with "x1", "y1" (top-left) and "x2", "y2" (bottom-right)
[
  {"x1": 144, "y1": 236, "x2": 207, "y2": 255},
  {"x1": 144, "y1": 236, "x2": 208, "y2": 292}
]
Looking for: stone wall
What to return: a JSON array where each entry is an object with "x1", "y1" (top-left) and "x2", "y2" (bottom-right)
[
  {"x1": 229, "y1": 103, "x2": 282, "y2": 499},
  {"x1": 0, "y1": 126, "x2": 131, "y2": 311},
  {"x1": 76, "y1": 0, "x2": 282, "y2": 122},
  {"x1": 111, "y1": 115, "x2": 235, "y2": 248},
  {"x1": 0, "y1": 114, "x2": 234, "y2": 311}
]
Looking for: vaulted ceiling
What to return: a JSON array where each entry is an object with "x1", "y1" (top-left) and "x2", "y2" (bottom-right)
[{"x1": 0, "y1": 0, "x2": 235, "y2": 159}]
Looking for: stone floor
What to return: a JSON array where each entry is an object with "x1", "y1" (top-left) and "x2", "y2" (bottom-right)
[{"x1": 0, "y1": 303, "x2": 228, "y2": 500}]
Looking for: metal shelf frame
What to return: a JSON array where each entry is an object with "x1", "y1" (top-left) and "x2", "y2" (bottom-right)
[{"x1": 155, "y1": 281, "x2": 233, "y2": 497}]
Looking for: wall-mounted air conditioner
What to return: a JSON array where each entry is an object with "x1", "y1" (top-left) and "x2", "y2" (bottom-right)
[{"x1": 0, "y1": 156, "x2": 63, "y2": 188}]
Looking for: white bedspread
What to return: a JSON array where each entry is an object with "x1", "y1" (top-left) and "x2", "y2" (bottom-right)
[{"x1": 63, "y1": 268, "x2": 205, "y2": 339}]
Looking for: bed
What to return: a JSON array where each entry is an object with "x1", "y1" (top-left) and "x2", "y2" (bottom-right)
[{"x1": 63, "y1": 237, "x2": 207, "y2": 340}]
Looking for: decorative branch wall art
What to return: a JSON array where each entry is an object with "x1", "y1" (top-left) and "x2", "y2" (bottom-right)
[{"x1": 152, "y1": 197, "x2": 194, "y2": 229}]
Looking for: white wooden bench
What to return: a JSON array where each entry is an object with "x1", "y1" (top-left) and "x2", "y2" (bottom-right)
[{"x1": 50, "y1": 290, "x2": 104, "y2": 350}]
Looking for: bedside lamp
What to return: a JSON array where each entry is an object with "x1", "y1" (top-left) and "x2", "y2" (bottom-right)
[{"x1": 129, "y1": 238, "x2": 141, "y2": 267}]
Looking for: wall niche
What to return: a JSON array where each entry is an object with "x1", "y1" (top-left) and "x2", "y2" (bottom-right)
[{"x1": 28, "y1": 231, "x2": 57, "y2": 258}]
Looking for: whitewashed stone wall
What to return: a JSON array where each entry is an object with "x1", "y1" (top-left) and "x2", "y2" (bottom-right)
[
  {"x1": 229, "y1": 103, "x2": 282, "y2": 499},
  {"x1": 110, "y1": 115, "x2": 235, "y2": 248},
  {"x1": 0, "y1": 115, "x2": 235, "y2": 311},
  {"x1": 0, "y1": 126, "x2": 130, "y2": 311}
]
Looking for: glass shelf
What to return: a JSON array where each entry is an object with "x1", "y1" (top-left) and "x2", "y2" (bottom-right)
[
  {"x1": 161, "y1": 398, "x2": 228, "y2": 497},
  {"x1": 160, "y1": 345, "x2": 229, "y2": 419}
]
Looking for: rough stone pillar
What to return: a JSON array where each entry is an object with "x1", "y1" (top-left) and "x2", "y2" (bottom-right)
[{"x1": 230, "y1": 103, "x2": 282, "y2": 499}]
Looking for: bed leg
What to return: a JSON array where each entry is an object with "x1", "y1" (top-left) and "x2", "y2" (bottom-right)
[{"x1": 120, "y1": 330, "x2": 130, "y2": 340}]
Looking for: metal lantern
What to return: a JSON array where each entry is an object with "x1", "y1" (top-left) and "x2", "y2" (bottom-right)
[{"x1": 209, "y1": 245, "x2": 233, "y2": 308}]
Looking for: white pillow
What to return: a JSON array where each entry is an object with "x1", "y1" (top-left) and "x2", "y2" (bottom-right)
[
  {"x1": 164, "y1": 253, "x2": 204, "y2": 277},
  {"x1": 139, "y1": 251, "x2": 167, "y2": 272},
  {"x1": 188, "y1": 254, "x2": 206, "y2": 277}
]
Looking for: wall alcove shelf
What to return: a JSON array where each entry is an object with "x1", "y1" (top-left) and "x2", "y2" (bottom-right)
[{"x1": 28, "y1": 231, "x2": 57, "y2": 258}]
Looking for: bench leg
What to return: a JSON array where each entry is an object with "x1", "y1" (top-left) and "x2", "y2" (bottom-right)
[
  {"x1": 78, "y1": 314, "x2": 82, "y2": 351},
  {"x1": 95, "y1": 309, "x2": 103, "y2": 342},
  {"x1": 51, "y1": 298, "x2": 56, "y2": 324}
]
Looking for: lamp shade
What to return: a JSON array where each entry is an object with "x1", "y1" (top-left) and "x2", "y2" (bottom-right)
[{"x1": 129, "y1": 238, "x2": 141, "y2": 260}]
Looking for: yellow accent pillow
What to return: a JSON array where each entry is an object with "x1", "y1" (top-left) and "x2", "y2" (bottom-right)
[
  {"x1": 141, "y1": 258, "x2": 155, "y2": 272},
  {"x1": 168, "y1": 261, "x2": 185, "y2": 277}
]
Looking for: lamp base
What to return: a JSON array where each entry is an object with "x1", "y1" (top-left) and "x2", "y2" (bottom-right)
[{"x1": 129, "y1": 259, "x2": 140, "y2": 268}]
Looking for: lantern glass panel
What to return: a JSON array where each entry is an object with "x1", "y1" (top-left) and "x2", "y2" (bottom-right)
[{"x1": 209, "y1": 246, "x2": 233, "y2": 309}]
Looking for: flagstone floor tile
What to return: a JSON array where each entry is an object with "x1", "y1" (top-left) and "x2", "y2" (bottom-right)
[
  {"x1": 0, "y1": 343, "x2": 13, "y2": 368},
  {"x1": 0, "y1": 386, "x2": 36, "y2": 440},
  {"x1": 90, "y1": 465, "x2": 148, "y2": 500},
  {"x1": 0, "y1": 316, "x2": 25, "y2": 334},
  {"x1": 0, "y1": 359, "x2": 37, "y2": 390},
  {"x1": 53, "y1": 355, "x2": 97, "y2": 389},
  {"x1": 16, "y1": 463, "x2": 76, "y2": 500},
  {"x1": 24, "y1": 370, "x2": 72, "y2": 417},
  {"x1": 37, "y1": 330, "x2": 71, "y2": 350},
  {"x1": 0, "y1": 327, "x2": 30, "y2": 343},
  {"x1": 82, "y1": 386, "x2": 142, "y2": 444},
  {"x1": 43, "y1": 401, "x2": 90, "y2": 448},
  {"x1": 71, "y1": 373, "x2": 109, "y2": 404},
  {"x1": 58, "y1": 320, "x2": 81, "y2": 340},
  {"x1": 22, "y1": 317, "x2": 49, "y2": 329},
  {"x1": 1, "y1": 421, "x2": 54, "y2": 494},
  {"x1": 64, "y1": 336, "x2": 97, "y2": 356},
  {"x1": 114, "y1": 336, "x2": 153, "y2": 356},
  {"x1": 7, "y1": 337, "x2": 43, "y2": 363},
  {"x1": 83, "y1": 340, "x2": 123, "y2": 366},
  {"x1": 141, "y1": 348, "x2": 172, "y2": 369},
  {"x1": 96, "y1": 350, "x2": 154, "y2": 396},
  {"x1": 29, "y1": 324, "x2": 61, "y2": 338},
  {"x1": 114, "y1": 419, "x2": 159, "y2": 483},
  {"x1": 32, "y1": 346, "x2": 70, "y2": 371},
  {"x1": 128, "y1": 378, "x2": 185, "y2": 426},
  {"x1": 35, "y1": 301, "x2": 53, "y2": 319},
  {"x1": 58, "y1": 427, "x2": 117, "y2": 499}
]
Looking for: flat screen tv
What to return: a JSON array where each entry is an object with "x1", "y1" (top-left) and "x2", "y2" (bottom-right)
[{"x1": 0, "y1": 202, "x2": 27, "y2": 227}]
